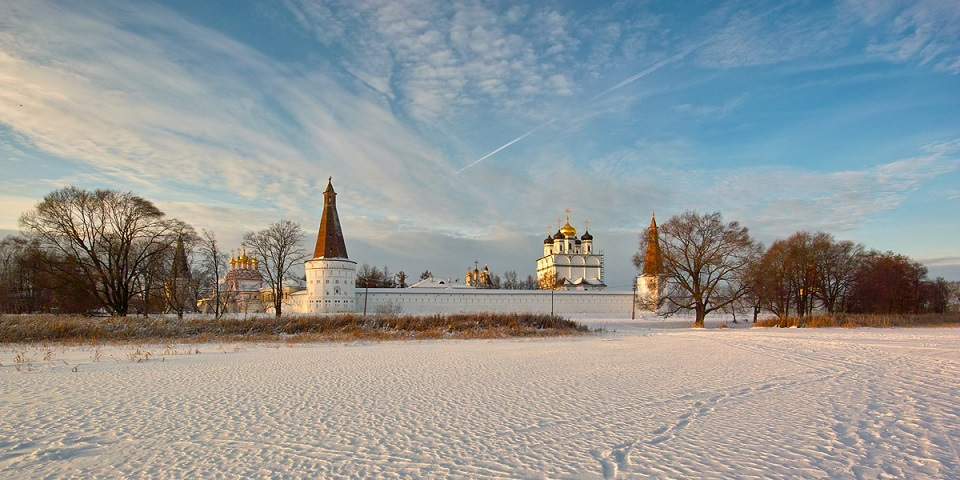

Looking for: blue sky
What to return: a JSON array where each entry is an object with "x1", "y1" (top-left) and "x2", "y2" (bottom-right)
[{"x1": 1, "y1": 0, "x2": 959, "y2": 286}]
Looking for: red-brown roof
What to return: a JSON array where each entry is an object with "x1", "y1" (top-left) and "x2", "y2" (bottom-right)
[{"x1": 313, "y1": 177, "x2": 349, "y2": 259}]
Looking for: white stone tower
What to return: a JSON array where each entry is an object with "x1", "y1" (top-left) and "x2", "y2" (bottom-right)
[
  {"x1": 636, "y1": 213, "x2": 664, "y2": 312},
  {"x1": 304, "y1": 178, "x2": 357, "y2": 313}
]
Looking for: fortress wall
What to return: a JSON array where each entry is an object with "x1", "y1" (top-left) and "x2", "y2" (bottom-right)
[{"x1": 352, "y1": 289, "x2": 635, "y2": 316}]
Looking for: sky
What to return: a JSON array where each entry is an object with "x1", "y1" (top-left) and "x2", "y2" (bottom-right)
[{"x1": 1, "y1": 0, "x2": 959, "y2": 287}]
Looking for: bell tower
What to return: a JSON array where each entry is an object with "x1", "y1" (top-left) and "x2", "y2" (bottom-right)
[{"x1": 637, "y1": 213, "x2": 664, "y2": 312}]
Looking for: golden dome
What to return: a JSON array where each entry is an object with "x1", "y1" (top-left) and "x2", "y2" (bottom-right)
[{"x1": 560, "y1": 219, "x2": 577, "y2": 237}]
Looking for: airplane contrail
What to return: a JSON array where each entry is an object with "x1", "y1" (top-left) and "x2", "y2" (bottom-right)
[
  {"x1": 456, "y1": 47, "x2": 696, "y2": 175},
  {"x1": 455, "y1": 118, "x2": 558, "y2": 175},
  {"x1": 587, "y1": 48, "x2": 695, "y2": 103}
]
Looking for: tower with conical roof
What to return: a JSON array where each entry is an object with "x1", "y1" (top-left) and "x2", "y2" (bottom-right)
[
  {"x1": 637, "y1": 213, "x2": 664, "y2": 312},
  {"x1": 304, "y1": 178, "x2": 357, "y2": 313},
  {"x1": 165, "y1": 236, "x2": 195, "y2": 316}
]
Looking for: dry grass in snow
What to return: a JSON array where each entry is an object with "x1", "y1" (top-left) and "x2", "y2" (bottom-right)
[{"x1": 0, "y1": 312, "x2": 589, "y2": 345}]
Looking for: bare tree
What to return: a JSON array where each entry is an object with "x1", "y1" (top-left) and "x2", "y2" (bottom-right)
[
  {"x1": 19, "y1": 187, "x2": 187, "y2": 316},
  {"x1": 753, "y1": 239, "x2": 795, "y2": 321},
  {"x1": 654, "y1": 211, "x2": 762, "y2": 328},
  {"x1": 243, "y1": 220, "x2": 307, "y2": 317},
  {"x1": 922, "y1": 277, "x2": 952, "y2": 314},
  {"x1": 135, "y1": 246, "x2": 170, "y2": 316},
  {"x1": 810, "y1": 232, "x2": 863, "y2": 313},
  {"x1": 502, "y1": 270, "x2": 519, "y2": 289},
  {"x1": 197, "y1": 229, "x2": 228, "y2": 318},
  {"x1": 0, "y1": 235, "x2": 100, "y2": 314},
  {"x1": 950, "y1": 281, "x2": 960, "y2": 311},
  {"x1": 355, "y1": 264, "x2": 397, "y2": 288},
  {"x1": 848, "y1": 251, "x2": 928, "y2": 314},
  {"x1": 0, "y1": 235, "x2": 48, "y2": 313},
  {"x1": 419, "y1": 270, "x2": 433, "y2": 281},
  {"x1": 785, "y1": 232, "x2": 816, "y2": 317}
]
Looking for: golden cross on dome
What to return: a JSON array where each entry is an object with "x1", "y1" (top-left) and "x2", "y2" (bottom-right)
[
  {"x1": 584, "y1": 219, "x2": 590, "y2": 231},
  {"x1": 564, "y1": 208, "x2": 571, "y2": 220}
]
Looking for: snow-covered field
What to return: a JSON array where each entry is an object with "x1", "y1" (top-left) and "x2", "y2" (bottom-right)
[{"x1": 2, "y1": 318, "x2": 959, "y2": 479}]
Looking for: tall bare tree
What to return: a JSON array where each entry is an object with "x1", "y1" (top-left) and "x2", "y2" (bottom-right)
[
  {"x1": 19, "y1": 187, "x2": 187, "y2": 316},
  {"x1": 243, "y1": 220, "x2": 307, "y2": 317},
  {"x1": 653, "y1": 211, "x2": 762, "y2": 328},
  {"x1": 197, "y1": 229, "x2": 228, "y2": 318},
  {"x1": 752, "y1": 239, "x2": 796, "y2": 321},
  {"x1": 810, "y1": 232, "x2": 863, "y2": 313}
]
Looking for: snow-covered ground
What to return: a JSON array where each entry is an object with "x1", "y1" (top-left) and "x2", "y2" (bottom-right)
[{"x1": 2, "y1": 317, "x2": 959, "y2": 479}]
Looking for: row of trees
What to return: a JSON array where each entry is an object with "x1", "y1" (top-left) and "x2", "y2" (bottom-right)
[
  {"x1": 2, "y1": 186, "x2": 309, "y2": 317},
  {"x1": 634, "y1": 211, "x2": 958, "y2": 327}
]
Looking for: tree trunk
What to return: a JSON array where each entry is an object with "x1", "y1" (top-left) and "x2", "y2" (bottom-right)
[
  {"x1": 694, "y1": 302, "x2": 706, "y2": 328},
  {"x1": 274, "y1": 286, "x2": 282, "y2": 317}
]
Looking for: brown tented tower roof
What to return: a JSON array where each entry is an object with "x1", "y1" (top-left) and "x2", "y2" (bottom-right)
[
  {"x1": 642, "y1": 213, "x2": 662, "y2": 277},
  {"x1": 169, "y1": 236, "x2": 191, "y2": 280},
  {"x1": 313, "y1": 177, "x2": 349, "y2": 259}
]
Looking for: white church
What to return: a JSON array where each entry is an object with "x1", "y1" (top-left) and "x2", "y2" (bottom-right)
[
  {"x1": 279, "y1": 178, "x2": 663, "y2": 316},
  {"x1": 536, "y1": 213, "x2": 605, "y2": 290}
]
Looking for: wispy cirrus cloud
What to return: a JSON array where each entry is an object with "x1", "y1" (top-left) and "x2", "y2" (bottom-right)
[
  {"x1": 282, "y1": 0, "x2": 669, "y2": 123},
  {"x1": 284, "y1": 0, "x2": 578, "y2": 121},
  {"x1": 844, "y1": 0, "x2": 960, "y2": 73},
  {"x1": 704, "y1": 138, "x2": 960, "y2": 236},
  {"x1": 0, "y1": 1, "x2": 465, "y2": 227}
]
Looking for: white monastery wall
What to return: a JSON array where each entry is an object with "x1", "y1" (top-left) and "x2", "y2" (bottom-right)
[{"x1": 353, "y1": 289, "x2": 635, "y2": 316}]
